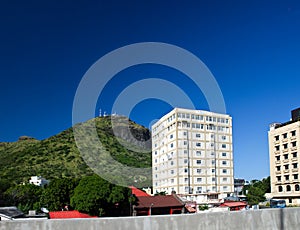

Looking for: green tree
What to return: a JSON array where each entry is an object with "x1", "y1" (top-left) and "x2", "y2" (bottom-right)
[
  {"x1": 40, "y1": 178, "x2": 79, "y2": 211},
  {"x1": 244, "y1": 177, "x2": 271, "y2": 205},
  {"x1": 71, "y1": 175, "x2": 132, "y2": 217},
  {"x1": 5, "y1": 184, "x2": 42, "y2": 213}
]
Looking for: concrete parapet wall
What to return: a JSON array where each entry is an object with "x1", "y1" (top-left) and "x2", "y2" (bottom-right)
[{"x1": 1, "y1": 208, "x2": 299, "y2": 230}]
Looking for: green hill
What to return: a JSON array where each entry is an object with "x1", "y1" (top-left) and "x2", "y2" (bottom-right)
[{"x1": 0, "y1": 116, "x2": 152, "y2": 186}]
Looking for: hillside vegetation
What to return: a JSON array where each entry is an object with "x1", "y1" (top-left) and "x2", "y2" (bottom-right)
[{"x1": 0, "y1": 116, "x2": 152, "y2": 186}]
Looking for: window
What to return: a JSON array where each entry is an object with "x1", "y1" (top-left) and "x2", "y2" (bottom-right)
[
  {"x1": 275, "y1": 135, "x2": 279, "y2": 141},
  {"x1": 184, "y1": 159, "x2": 188, "y2": 164},
  {"x1": 284, "y1": 164, "x2": 289, "y2": 170},
  {"x1": 212, "y1": 177, "x2": 216, "y2": 182},
  {"x1": 275, "y1": 145, "x2": 280, "y2": 151},
  {"x1": 170, "y1": 134, "x2": 173, "y2": 139},
  {"x1": 278, "y1": 186, "x2": 283, "y2": 192},
  {"x1": 292, "y1": 141, "x2": 297, "y2": 147},
  {"x1": 277, "y1": 176, "x2": 281, "y2": 182},
  {"x1": 222, "y1": 144, "x2": 227, "y2": 149},
  {"x1": 196, "y1": 133, "x2": 201, "y2": 138},
  {"x1": 197, "y1": 187, "x2": 202, "y2": 192},
  {"x1": 196, "y1": 151, "x2": 201, "y2": 156},
  {"x1": 191, "y1": 114, "x2": 195, "y2": 119},
  {"x1": 283, "y1": 133, "x2": 287, "y2": 139},
  {"x1": 212, "y1": 169, "x2": 215, "y2": 173},
  {"x1": 222, "y1": 136, "x2": 226, "y2": 140},
  {"x1": 222, "y1": 152, "x2": 227, "y2": 157},
  {"x1": 197, "y1": 169, "x2": 201, "y2": 174},
  {"x1": 196, "y1": 160, "x2": 201, "y2": 165},
  {"x1": 292, "y1": 152, "x2": 297, "y2": 158},
  {"x1": 293, "y1": 163, "x2": 298, "y2": 169},
  {"x1": 222, "y1": 161, "x2": 227, "y2": 165},
  {"x1": 184, "y1": 168, "x2": 188, "y2": 173},
  {"x1": 276, "y1": 166, "x2": 281, "y2": 171},
  {"x1": 197, "y1": 178, "x2": 202, "y2": 182},
  {"x1": 184, "y1": 178, "x2": 188, "y2": 182},
  {"x1": 276, "y1": 155, "x2": 280, "y2": 161},
  {"x1": 171, "y1": 170, "x2": 174, "y2": 174},
  {"x1": 291, "y1": 130, "x2": 296, "y2": 136},
  {"x1": 183, "y1": 131, "x2": 187, "y2": 136},
  {"x1": 184, "y1": 150, "x2": 188, "y2": 154},
  {"x1": 284, "y1": 154, "x2": 288, "y2": 160},
  {"x1": 294, "y1": 174, "x2": 298, "y2": 180},
  {"x1": 196, "y1": 143, "x2": 201, "y2": 147},
  {"x1": 287, "y1": 185, "x2": 291, "y2": 191},
  {"x1": 171, "y1": 179, "x2": 174, "y2": 183},
  {"x1": 171, "y1": 161, "x2": 174, "y2": 165},
  {"x1": 212, "y1": 160, "x2": 215, "y2": 165},
  {"x1": 283, "y1": 144, "x2": 288, "y2": 149},
  {"x1": 223, "y1": 178, "x2": 228, "y2": 182},
  {"x1": 295, "y1": 184, "x2": 300, "y2": 191},
  {"x1": 222, "y1": 169, "x2": 227, "y2": 174},
  {"x1": 285, "y1": 175, "x2": 289, "y2": 181},
  {"x1": 170, "y1": 143, "x2": 174, "y2": 148},
  {"x1": 186, "y1": 114, "x2": 190, "y2": 119},
  {"x1": 183, "y1": 141, "x2": 187, "y2": 145}
]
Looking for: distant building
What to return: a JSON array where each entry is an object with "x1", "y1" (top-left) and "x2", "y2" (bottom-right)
[
  {"x1": 29, "y1": 176, "x2": 49, "y2": 187},
  {"x1": 152, "y1": 108, "x2": 234, "y2": 198},
  {"x1": 234, "y1": 178, "x2": 249, "y2": 194},
  {"x1": 268, "y1": 108, "x2": 300, "y2": 206}
]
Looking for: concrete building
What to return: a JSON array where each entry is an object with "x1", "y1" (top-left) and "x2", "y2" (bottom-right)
[
  {"x1": 268, "y1": 108, "x2": 300, "y2": 206},
  {"x1": 29, "y1": 176, "x2": 48, "y2": 187},
  {"x1": 152, "y1": 108, "x2": 234, "y2": 200}
]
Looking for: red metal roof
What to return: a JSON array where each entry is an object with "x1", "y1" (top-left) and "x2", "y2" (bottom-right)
[
  {"x1": 220, "y1": 201, "x2": 247, "y2": 208},
  {"x1": 129, "y1": 186, "x2": 150, "y2": 197},
  {"x1": 135, "y1": 195, "x2": 184, "y2": 209},
  {"x1": 49, "y1": 211, "x2": 97, "y2": 219}
]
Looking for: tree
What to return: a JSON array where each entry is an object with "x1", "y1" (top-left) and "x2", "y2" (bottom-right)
[
  {"x1": 244, "y1": 177, "x2": 271, "y2": 205},
  {"x1": 5, "y1": 184, "x2": 42, "y2": 213},
  {"x1": 40, "y1": 178, "x2": 79, "y2": 211},
  {"x1": 71, "y1": 175, "x2": 132, "y2": 217}
]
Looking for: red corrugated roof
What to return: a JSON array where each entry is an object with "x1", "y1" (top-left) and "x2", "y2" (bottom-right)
[
  {"x1": 49, "y1": 211, "x2": 97, "y2": 219},
  {"x1": 135, "y1": 195, "x2": 184, "y2": 209},
  {"x1": 129, "y1": 186, "x2": 150, "y2": 197}
]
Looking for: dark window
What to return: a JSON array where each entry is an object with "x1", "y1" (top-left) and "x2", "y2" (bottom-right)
[
  {"x1": 275, "y1": 146, "x2": 280, "y2": 151},
  {"x1": 284, "y1": 164, "x2": 289, "y2": 170},
  {"x1": 275, "y1": 135, "x2": 280, "y2": 141},
  {"x1": 283, "y1": 133, "x2": 288, "y2": 139},
  {"x1": 283, "y1": 144, "x2": 288, "y2": 149},
  {"x1": 285, "y1": 175, "x2": 289, "y2": 181},
  {"x1": 276, "y1": 166, "x2": 281, "y2": 171},
  {"x1": 277, "y1": 176, "x2": 281, "y2": 182},
  {"x1": 295, "y1": 184, "x2": 300, "y2": 191},
  {"x1": 287, "y1": 185, "x2": 291, "y2": 191},
  {"x1": 292, "y1": 141, "x2": 297, "y2": 147},
  {"x1": 294, "y1": 174, "x2": 298, "y2": 180},
  {"x1": 276, "y1": 156, "x2": 280, "y2": 161},
  {"x1": 292, "y1": 152, "x2": 297, "y2": 158},
  {"x1": 284, "y1": 154, "x2": 288, "y2": 159},
  {"x1": 291, "y1": 130, "x2": 296, "y2": 136},
  {"x1": 293, "y1": 163, "x2": 298, "y2": 169},
  {"x1": 279, "y1": 186, "x2": 283, "y2": 192}
]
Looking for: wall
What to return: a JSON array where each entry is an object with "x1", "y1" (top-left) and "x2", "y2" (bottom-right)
[{"x1": 0, "y1": 208, "x2": 299, "y2": 230}]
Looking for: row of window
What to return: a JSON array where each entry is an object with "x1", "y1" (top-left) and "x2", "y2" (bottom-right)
[
  {"x1": 274, "y1": 130, "x2": 296, "y2": 141},
  {"x1": 154, "y1": 158, "x2": 229, "y2": 166},
  {"x1": 274, "y1": 141, "x2": 297, "y2": 151},
  {"x1": 154, "y1": 150, "x2": 229, "y2": 158},
  {"x1": 176, "y1": 113, "x2": 229, "y2": 124},
  {"x1": 278, "y1": 184, "x2": 299, "y2": 192},
  {"x1": 169, "y1": 177, "x2": 229, "y2": 183},
  {"x1": 276, "y1": 163, "x2": 298, "y2": 171},
  {"x1": 277, "y1": 174, "x2": 298, "y2": 182},
  {"x1": 275, "y1": 152, "x2": 298, "y2": 161},
  {"x1": 154, "y1": 168, "x2": 229, "y2": 175}
]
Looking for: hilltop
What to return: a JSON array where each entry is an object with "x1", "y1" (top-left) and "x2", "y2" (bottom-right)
[{"x1": 0, "y1": 116, "x2": 152, "y2": 186}]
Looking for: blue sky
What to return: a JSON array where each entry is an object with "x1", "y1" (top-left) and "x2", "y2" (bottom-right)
[{"x1": 1, "y1": 0, "x2": 300, "y2": 181}]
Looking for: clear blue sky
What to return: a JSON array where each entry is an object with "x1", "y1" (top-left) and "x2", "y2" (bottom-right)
[{"x1": 1, "y1": 0, "x2": 300, "y2": 181}]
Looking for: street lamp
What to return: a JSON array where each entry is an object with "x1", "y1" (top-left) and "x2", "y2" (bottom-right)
[{"x1": 149, "y1": 203, "x2": 154, "y2": 216}]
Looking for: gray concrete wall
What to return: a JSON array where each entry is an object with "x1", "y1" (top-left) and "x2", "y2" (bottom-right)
[{"x1": 0, "y1": 208, "x2": 299, "y2": 230}]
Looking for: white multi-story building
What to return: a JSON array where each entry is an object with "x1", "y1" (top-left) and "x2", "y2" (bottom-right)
[
  {"x1": 268, "y1": 108, "x2": 300, "y2": 205},
  {"x1": 152, "y1": 108, "x2": 234, "y2": 198}
]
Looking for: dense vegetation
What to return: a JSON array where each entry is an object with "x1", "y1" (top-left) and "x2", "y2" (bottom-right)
[
  {"x1": 242, "y1": 177, "x2": 271, "y2": 205},
  {"x1": 0, "y1": 116, "x2": 152, "y2": 186},
  {"x1": 2, "y1": 175, "x2": 135, "y2": 217}
]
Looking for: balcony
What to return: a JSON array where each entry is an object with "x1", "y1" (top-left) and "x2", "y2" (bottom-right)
[
  {"x1": 275, "y1": 171, "x2": 282, "y2": 175},
  {"x1": 274, "y1": 151, "x2": 280, "y2": 155},
  {"x1": 275, "y1": 160, "x2": 281, "y2": 164},
  {"x1": 291, "y1": 147, "x2": 298, "y2": 151},
  {"x1": 282, "y1": 138, "x2": 288, "y2": 143},
  {"x1": 292, "y1": 168, "x2": 299, "y2": 173},
  {"x1": 283, "y1": 159, "x2": 289, "y2": 164},
  {"x1": 282, "y1": 149, "x2": 289, "y2": 153},
  {"x1": 274, "y1": 140, "x2": 280, "y2": 145},
  {"x1": 283, "y1": 169, "x2": 290, "y2": 174},
  {"x1": 290, "y1": 136, "x2": 297, "y2": 141},
  {"x1": 292, "y1": 157, "x2": 298, "y2": 162}
]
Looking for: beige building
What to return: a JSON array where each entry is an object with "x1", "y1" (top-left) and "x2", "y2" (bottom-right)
[
  {"x1": 268, "y1": 108, "x2": 300, "y2": 205},
  {"x1": 152, "y1": 108, "x2": 234, "y2": 198}
]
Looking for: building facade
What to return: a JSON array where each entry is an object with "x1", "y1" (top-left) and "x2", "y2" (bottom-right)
[
  {"x1": 268, "y1": 108, "x2": 300, "y2": 205},
  {"x1": 152, "y1": 108, "x2": 234, "y2": 197}
]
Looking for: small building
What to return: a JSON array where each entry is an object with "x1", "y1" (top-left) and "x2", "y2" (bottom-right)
[
  {"x1": 129, "y1": 186, "x2": 151, "y2": 197},
  {"x1": 29, "y1": 176, "x2": 49, "y2": 187},
  {"x1": 133, "y1": 194, "x2": 185, "y2": 216},
  {"x1": 0, "y1": 207, "x2": 25, "y2": 221},
  {"x1": 49, "y1": 210, "x2": 97, "y2": 219},
  {"x1": 219, "y1": 201, "x2": 247, "y2": 211}
]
